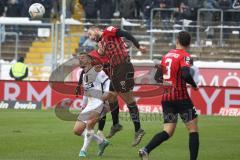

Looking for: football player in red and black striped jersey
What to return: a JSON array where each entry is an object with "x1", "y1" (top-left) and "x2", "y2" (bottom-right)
[
  {"x1": 88, "y1": 26, "x2": 147, "y2": 147},
  {"x1": 139, "y1": 31, "x2": 199, "y2": 160},
  {"x1": 88, "y1": 50, "x2": 123, "y2": 138}
]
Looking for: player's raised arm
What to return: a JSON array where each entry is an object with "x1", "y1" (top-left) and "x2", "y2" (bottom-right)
[{"x1": 116, "y1": 29, "x2": 147, "y2": 53}]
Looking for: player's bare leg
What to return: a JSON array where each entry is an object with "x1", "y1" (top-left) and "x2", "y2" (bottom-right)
[
  {"x1": 185, "y1": 118, "x2": 199, "y2": 160},
  {"x1": 73, "y1": 121, "x2": 86, "y2": 136},
  {"x1": 118, "y1": 91, "x2": 145, "y2": 147},
  {"x1": 163, "y1": 123, "x2": 177, "y2": 137},
  {"x1": 86, "y1": 111, "x2": 110, "y2": 157},
  {"x1": 105, "y1": 92, "x2": 123, "y2": 138}
]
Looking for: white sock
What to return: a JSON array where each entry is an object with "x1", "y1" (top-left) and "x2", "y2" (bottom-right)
[
  {"x1": 80, "y1": 129, "x2": 92, "y2": 152},
  {"x1": 87, "y1": 129, "x2": 104, "y2": 144},
  {"x1": 81, "y1": 129, "x2": 87, "y2": 137}
]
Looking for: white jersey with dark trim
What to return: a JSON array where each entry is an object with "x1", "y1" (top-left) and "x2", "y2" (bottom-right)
[{"x1": 82, "y1": 67, "x2": 110, "y2": 108}]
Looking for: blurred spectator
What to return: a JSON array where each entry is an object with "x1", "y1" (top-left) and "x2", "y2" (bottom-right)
[
  {"x1": 219, "y1": 0, "x2": 232, "y2": 9},
  {"x1": 158, "y1": 0, "x2": 173, "y2": 19},
  {"x1": 174, "y1": 1, "x2": 192, "y2": 21},
  {"x1": 18, "y1": 0, "x2": 39, "y2": 17},
  {"x1": 119, "y1": 0, "x2": 136, "y2": 19},
  {"x1": 143, "y1": 0, "x2": 158, "y2": 29},
  {"x1": 135, "y1": 0, "x2": 144, "y2": 19},
  {"x1": 185, "y1": 0, "x2": 204, "y2": 21},
  {"x1": 6, "y1": 0, "x2": 20, "y2": 17},
  {"x1": 9, "y1": 57, "x2": 28, "y2": 81},
  {"x1": 0, "y1": 0, "x2": 5, "y2": 16},
  {"x1": 157, "y1": 0, "x2": 174, "y2": 31},
  {"x1": 53, "y1": 0, "x2": 75, "y2": 19},
  {"x1": 231, "y1": 0, "x2": 240, "y2": 39},
  {"x1": 203, "y1": 0, "x2": 220, "y2": 38},
  {"x1": 203, "y1": 0, "x2": 219, "y2": 8},
  {"x1": 40, "y1": 0, "x2": 53, "y2": 19},
  {"x1": 80, "y1": 0, "x2": 99, "y2": 23},
  {"x1": 99, "y1": 0, "x2": 114, "y2": 24},
  {"x1": 79, "y1": 28, "x2": 97, "y2": 52}
]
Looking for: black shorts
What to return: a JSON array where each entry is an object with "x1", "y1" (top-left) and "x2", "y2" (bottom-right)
[
  {"x1": 109, "y1": 81, "x2": 115, "y2": 92},
  {"x1": 111, "y1": 61, "x2": 134, "y2": 93},
  {"x1": 162, "y1": 100, "x2": 198, "y2": 123}
]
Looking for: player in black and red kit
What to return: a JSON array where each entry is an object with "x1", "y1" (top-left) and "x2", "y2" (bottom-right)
[
  {"x1": 89, "y1": 50, "x2": 123, "y2": 138},
  {"x1": 88, "y1": 26, "x2": 147, "y2": 146},
  {"x1": 139, "y1": 31, "x2": 199, "y2": 160}
]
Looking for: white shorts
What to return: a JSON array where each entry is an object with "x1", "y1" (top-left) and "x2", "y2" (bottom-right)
[{"x1": 78, "y1": 98, "x2": 109, "y2": 122}]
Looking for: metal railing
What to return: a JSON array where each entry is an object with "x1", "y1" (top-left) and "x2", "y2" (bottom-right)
[
  {"x1": 197, "y1": 8, "x2": 223, "y2": 46},
  {"x1": 149, "y1": 8, "x2": 177, "y2": 59},
  {"x1": 0, "y1": 31, "x2": 19, "y2": 60}
]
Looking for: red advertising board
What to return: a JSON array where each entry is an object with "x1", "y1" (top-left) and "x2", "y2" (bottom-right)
[
  {"x1": 199, "y1": 68, "x2": 240, "y2": 87},
  {"x1": 0, "y1": 80, "x2": 239, "y2": 115},
  {"x1": 71, "y1": 67, "x2": 240, "y2": 87}
]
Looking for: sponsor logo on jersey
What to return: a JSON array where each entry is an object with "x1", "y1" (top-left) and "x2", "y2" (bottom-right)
[
  {"x1": 185, "y1": 57, "x2": 191, "y2": 64},
  {"x1": 85, "y1": 82, "x2": 94, "y2": 90}
]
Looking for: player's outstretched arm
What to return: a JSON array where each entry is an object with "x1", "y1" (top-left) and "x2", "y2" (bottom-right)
[{"x1": 116, "y1": 29, "x2": 147, "y2": 53}]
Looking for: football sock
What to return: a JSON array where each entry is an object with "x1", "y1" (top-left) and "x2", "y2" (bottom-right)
[
  {"x1": 87, "y1": 129, "x2": 104, "y2": 144},
  {"x1": 81, "y1": 129, "x2": 87, "y2": 137},
  {"x1": 145, "y1": 131, "x2": 170, "y2": 153},
  {"x1": 92, "y1": 134, "x2": 104, "y2": 144},
  {"x1": 110, "y1": 101, "x2": 120, "y2": 126},
  {"x1": 98, "y1": 115, "x2": 106, "y2": 131},
  {"x1": 127, "y1": 102, "x2": 141, "y2": 132},
  {"x1": 189, "y1": 132, "x2": 199, "y2": 160},
  {"x1": 81, "y1": 130, "x2": 92, "y2": 152}
]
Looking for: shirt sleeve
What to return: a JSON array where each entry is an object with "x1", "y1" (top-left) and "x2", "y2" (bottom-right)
[
  {"x1": 116, "y1": 29, "x2": 140, "y2": 49},
  {"x1": 97, "y1": 71, "x2": 109, "y2": 84},
  {"x1": 180, "y1": 55, "x2": 191, "y2": 68},
  {"x1": 102, "y1": 79, "x2": 110, "y2": 93},
  {"x1": 97, "y1": 71, "x2": 110, "y2": 93}
]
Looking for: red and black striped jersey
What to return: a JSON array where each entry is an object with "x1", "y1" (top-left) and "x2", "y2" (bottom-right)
[
  {"x1": 99, "y1": 26, "x2": 128, "y2": 67},
  {"x1": 160, "y1": 49, "x2": 192, "y2": 102},
  {"x1": 88, "y1": 50, "x2": 111, "y2": 77}
]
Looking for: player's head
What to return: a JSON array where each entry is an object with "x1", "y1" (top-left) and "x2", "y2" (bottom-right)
[
  {"x1": 17, "y1": 57, "x2": 24, "y2": 63},
  {"x1": 88, "y1": 26, "x2": 102, "y2": 42},
  {"x1": 176, "y1": 31, "x2": 191, "y2": 49},
  {"x1": 79, "y1": 52, "x2": 93, "y2": 68}
]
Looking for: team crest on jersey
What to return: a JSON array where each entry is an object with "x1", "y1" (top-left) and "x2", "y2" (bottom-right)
[
  {"x1": 185, "y1": 57, "x2": 191, "y2": 64},
  {"x1": 120, "y1": 81, "x2": 126, "y2": 90}
]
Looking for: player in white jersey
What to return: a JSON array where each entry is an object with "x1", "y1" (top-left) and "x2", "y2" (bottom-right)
[{"x1": 73, "y1": 52, "x2": 110, "y2": 158}]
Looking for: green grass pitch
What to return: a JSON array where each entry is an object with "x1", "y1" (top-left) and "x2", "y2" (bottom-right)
[{"x1": 0, "y1": 109, "x2": 240, "y2": 160}]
